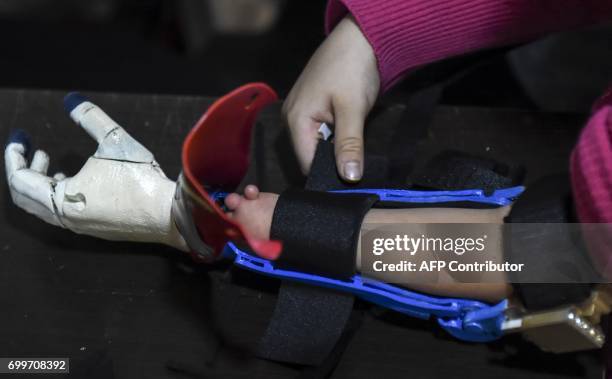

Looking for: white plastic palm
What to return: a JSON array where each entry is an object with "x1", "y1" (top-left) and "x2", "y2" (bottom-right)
[{"x1": 4, "y1": 93, "x2": 187, "y2": 250}]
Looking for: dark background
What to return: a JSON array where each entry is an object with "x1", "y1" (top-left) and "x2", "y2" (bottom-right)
[
  {"x1": 2, "y1": 0, "x2": 609, "y2": 109},
  {"x1": 0, "y1": 0, "x2": 324, "y2": 96},
  {"x1": 0, "y1": 0, "x2": 324, "y2": 95}
]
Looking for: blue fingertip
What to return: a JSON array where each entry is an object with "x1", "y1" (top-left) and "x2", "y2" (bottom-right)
[
  {"x1": 6, "y1": 129, "x2": 31, "y2": 154},
  {"x1": 63, "y1": 92, "x2": 89, "y2": 114}
]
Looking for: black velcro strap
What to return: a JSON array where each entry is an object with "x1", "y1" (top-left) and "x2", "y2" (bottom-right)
[
  {"x1": 257, "y1": 142, "x2": 379, "y2": 367},
  {"x1": 271, "y1": 189, "x2": 378, "y2": 280},
  {"x1": 306, "y1": 139, "x2": 389, "y2": 191},
  {"x1": 257, "y1": 281, "x2": 355, "y2": 366},
  {"x1": 504, "y1": 174, "x2": 596, "y2": 310}
]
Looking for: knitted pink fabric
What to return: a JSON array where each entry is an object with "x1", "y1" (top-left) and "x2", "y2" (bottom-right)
[
  {"x1": 326, "y1": 0, "x2": 612, "y2": 92},
  {"x1": 571, "y1": 88, "x2": 612, "y2": 277},
  {"x1": 573, "y1": 87, "x2": 612, "y2": 224}
]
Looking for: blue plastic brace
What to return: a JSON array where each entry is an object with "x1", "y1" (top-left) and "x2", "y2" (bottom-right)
[
  {"x1": 331, "y1": 186, "x2": 524, "y2": 207},
  {"x1": 215, "y1": 186, "x2": 524, "y2": 342}
]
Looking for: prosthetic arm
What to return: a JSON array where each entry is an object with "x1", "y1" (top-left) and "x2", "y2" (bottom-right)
[{"x1": 5, "y1": 85, "x2": 610, "y2": 368}]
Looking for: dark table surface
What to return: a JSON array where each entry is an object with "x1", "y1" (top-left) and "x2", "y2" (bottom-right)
[{"x1": 0, "y1": 89, "x2": 603, "y2": 378}]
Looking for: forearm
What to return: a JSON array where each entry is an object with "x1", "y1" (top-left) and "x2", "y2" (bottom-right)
[
  {"x1": 357, "y1": 206, "x2": 513, "y2": 302},
  {"x1": 326, "y1": 0, "x2": 612, "y2": 91}
]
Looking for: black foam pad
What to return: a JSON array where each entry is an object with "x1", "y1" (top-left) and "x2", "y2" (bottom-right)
[
  {"x1": 412, "y1": 150, "x2": 525, "y2": 195},
  {"x1": 504, "y1": 175, "x2": 596, "y2": 310},
  {"x1": 271, "y1": 189, "x2": 378, "y2": 279}
]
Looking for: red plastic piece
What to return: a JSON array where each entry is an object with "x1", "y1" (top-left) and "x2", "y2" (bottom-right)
[{"x1": 182, "y1": 83, "x2": 282, "y2": 261}]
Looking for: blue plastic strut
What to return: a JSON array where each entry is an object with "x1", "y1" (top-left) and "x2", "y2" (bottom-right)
[
  {"x1": 224, "y1": 243, "x2": 507, "y2": 342},
  {"x1": 331, "y1": 186, "x2": 524, "y2": 207},
  {"x1": 211, "y1": 186, "x2": 524, "y2": 207}
]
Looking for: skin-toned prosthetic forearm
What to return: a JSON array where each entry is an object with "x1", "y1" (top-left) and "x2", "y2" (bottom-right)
[{"x1": 5, "y1": 94, "x2": 189, "y2": 251}]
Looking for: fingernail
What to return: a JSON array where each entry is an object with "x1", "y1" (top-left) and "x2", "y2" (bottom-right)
[{"x1": 343, "y1": 161, "x2": 361, "y2": 181}]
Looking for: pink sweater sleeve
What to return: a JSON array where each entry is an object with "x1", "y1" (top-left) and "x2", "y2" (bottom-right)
[
  {"x1": 572, "y1": 87, "x2": 612, "y2": 225},
  {"x1": 570, "y1": 87, "x2": 612, "y2": 277},
  {"x1": 326, "y1": 0, "x2": 612, "y2": 91}
]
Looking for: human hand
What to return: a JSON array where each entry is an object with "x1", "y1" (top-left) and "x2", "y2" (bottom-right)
[
  {"x1": 283, "y1": 15, "x2": 379, "y2": 182},
  {"x1": 5, "y1": 93, "x2": 187, "y2": 250}
]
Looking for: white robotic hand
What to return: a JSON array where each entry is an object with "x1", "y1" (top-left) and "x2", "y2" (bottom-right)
[{"x1": 5, "y1": 93, "x2": 188, "y2": 251}]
